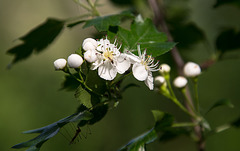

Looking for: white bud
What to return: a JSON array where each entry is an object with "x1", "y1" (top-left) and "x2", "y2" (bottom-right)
[
  {"x1": 173, "y1": 76, "x2": 188, "y2": 88},
  {"x1": 84, "y1": 50, "x2": 98, "y2": 63},
  {"x1": 154, "y1": 76, "x2": 166, "y2": 86},
  {"x1": 159, "y1": 64, "x2": 171, "y2": 74},
  {"x1": 54, "y1": 58, "x2": 67, "y2": 70},
  {"x1": 82, "y1": 38, "x2": 98, "y2": 51},
  {"x1": 67, "y1": 54, "x2": 83, "y2": 68},
  {"x1": 183, "y1": 62, "x2": 201, "y2": 77}
]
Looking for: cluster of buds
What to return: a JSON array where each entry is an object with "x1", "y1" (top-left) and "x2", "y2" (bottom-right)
[
  {"x1": 54, "y1": 37, "x2": 161, "y2": 90},
  {"x1": 154, "y1": 62, "x2": 201, "y2": 90}
]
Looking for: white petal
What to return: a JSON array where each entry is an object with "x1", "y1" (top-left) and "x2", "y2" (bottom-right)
[
  {"x1": 98, "y1": 61, "x2": 117, "y2": 80},
  {"x1": 84, "y1": 50, "x2": 98, "y2": 63},
  {"x1": 91, "y1": 58, "x2": 103, "y2": 70},
  {"x1": 132, "y1": 63, "x2": 148, "y2": 81},
  {"x1": 115, "y1": 54, "x2": 131, "y2": 74},
  {"x1": 144, "y1": 72, "x2": 154, "y2": 90}
]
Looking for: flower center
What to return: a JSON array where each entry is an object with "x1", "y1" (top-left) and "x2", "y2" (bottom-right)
[{"x1": 103, "y1": 50, "x2": 114, "y2": 61}]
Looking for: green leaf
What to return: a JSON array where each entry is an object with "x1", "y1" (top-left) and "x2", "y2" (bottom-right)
[
  {"x1": 231, "y1": 116, "x2": 240, "y2": 127},
  {"x1": 113, "y1": 18, "x2": 176, "y2": 57},
  {"x1": 206, "y1": 99, "x2": 234, "y2": 114},
  {"x1": 159, "y1": 127, "x2": 189, "y2": 142},
  {"x1": 151, "y1": 110, "x2": 165, "y2": 122},
  {"x1": 12, "y1": 110, "x2": 93, "y2": 150},
  {"x1": 119, "y1": 128, "x2": 158, "y2": 151},
  {"x1": 216, "y1": 28, "x2": 240, "y2": 53},
  {"x1": 85, "y1": 70, "x2": 107, "y2": 95},
  {"x1": 60, "y1": 74, "x2": 81, "y2": 91},
  {"x1": 7, "y1": 18, "x2": 65, "y2": 67},
  {"x1": 214, "y1": 0, "x2": 240, "y2": 8},
  {"x1": 75, "y1": 85, "x2": 92, "y2": 108},
  {"x1": 88, "y1": 103, "x2": 108, "y2": 125},
  {"x1": 83, "y1": 11, "x2": 134, "y2": 32},
  {"x1": 67, "y1": 20, "x2": 86, "y2": 28}
]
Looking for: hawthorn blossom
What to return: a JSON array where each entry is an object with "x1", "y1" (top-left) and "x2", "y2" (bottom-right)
[
  {"x1": 173, "y1": 76, "x2": 188, "y2": 88},
  {"x1": 126, "y1": 45, "x2": 160, "y2": 90},
  {"x1": 183, "y1": 62, "x2": 201, "y2": 77},
  {"x1": 67, "y1": 54, "x2": 83, "y2": 68},
  {"x1": 54, "y1": 58, "x2": 67, "y2": 70},
  {"x1": 91, "y1": 38, "x2": 131, "y2": 80}
]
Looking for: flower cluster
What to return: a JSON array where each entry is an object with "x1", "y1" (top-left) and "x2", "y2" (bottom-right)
[
  {"x1": 154, "y1": 62, "x2": 201, "y2": 90},
  {"x1": 54, "y1": 37, "x2": 161, "y2": 90}
]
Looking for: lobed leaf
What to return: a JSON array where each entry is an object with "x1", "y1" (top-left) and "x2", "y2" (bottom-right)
[
  {"x1": 112, "y1": 18, "x2": 176, "y2": 57},
  {"x1": 119, "y1": 128, "x2": 158, "y2": 151},
  {"x1": 75, "y1": 85, "x2": 92, "y2": 108},
  {"x1": 206, "y1": 99, "x2": 234, "y2": 114},
  {"x1": 7, "y1": 18, "x2": 65, "y2": 67},
  {"x1": 83, "y1": 11, "x2": 134, "y2": 32},
  {"x1": 12, "y1": 110, "x2": 93, "y2": 151},
  {"x1": 216, "y1": 28, "x2": 240, "y2": 53}
]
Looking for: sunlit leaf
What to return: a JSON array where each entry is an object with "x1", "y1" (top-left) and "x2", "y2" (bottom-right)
[
  {"x1": 119, "y1": 128, "x2": 158, "y2": 151},
  {"x1": 216, "y1": 29, "x2": 240, "y2": 53},
  {"x1": 83, "y1": 11, "x2": 134, "y2": 32},
  {"x1": 12, "y1": 110, "x2": 93, "y2": 151},
  {"x1": 206, "y1": 99, "x2": 234, "y2": 114},
  {"x1": 7, "y1": 18, "x2": 65, "y2": 67},
  {"x1": 75, "y1": 85, "x2": 92, "y2": 108},
  {"x1": 112, "y1": 19, "x2": 175, "y2": 57},
  {"x1": 214, "y1": 0, "x2": 240, "y2": 8}
]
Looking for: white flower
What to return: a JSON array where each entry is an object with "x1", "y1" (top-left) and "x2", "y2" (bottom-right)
[
  {"x1": 54, "y1": 58, "x2": 67, "y2": 70},
  {"x1": 67, "y1": 54, "x2": 83, "y2": 68},
  {"x1": 84, "y1": 50, "x2": 98, "y2": 63},
  {"x1": 91, "y1": 38, "x2": 131, "y2": 80},
  {"x1": 183, "y1": 62, "x2": 201, "y2": 77},
  {"x1": 159, "y1": 63, "x2": 171, "y2": 74},
  {"x1": 173, "y1": 76, "x2": 188, "y2": 88},
  {"x1": 127, "y1": 45, "x2": 160, "y2": 90},
  {"x1": 82, "y1": 38, "x2": 98, "y2": 51},
  {"x1": 154, "y1": 76, "x2": 166, "y2": 86}
]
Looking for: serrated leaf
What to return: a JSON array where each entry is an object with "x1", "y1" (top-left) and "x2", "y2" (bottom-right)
[
  {"x1": 83, "y1": 11, "x2": 134, "y2": 32},
  {"x1": 75, "y1": 85, "x2": 92, "y2": 108},
  {"x1": 154, "y1": 111, "x2": 175, "y2": 132},
  {"x1": 216, "y1": 28, "x2": 240, "y2": 53},
  {"x1": 119, "y1": 128, "x2": 158, "y2": 151},
  {"x1": 60, "y1": 74, "x2": 81, "y2": 91},
  {"x1": 214, "y1": 0, "x2": 240, "y2": 8},
  {"x1": 206, "y1": 99, "x2": 234, "y2": 114},
  {"x1": 85, "y1": 70, "x2": 107, "y2": 95},
  {"x1": 12, "y1": 110, "x2": 93, "y2": 150},
  {"x1": 113, "y1": 19, "x2": 175, "y2": 57},
  {"x1": 7, "y1": 18, "x2": 65, "y2": 66}
]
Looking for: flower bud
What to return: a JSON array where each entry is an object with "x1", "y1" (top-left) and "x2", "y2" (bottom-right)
[
  {"x1": 183, "y1": 62, "x2": 201, "y2": 77},
  {"x1": 84, "y1": 50, "x2": 98, "y2": 63},
  {"x1": 67, "y1": 54, "x2": 83, "y2": 68},
  {"x1": 173, "y1": 76, "x2": 188, "y2": 88},
  {"x1": 82, "y1": 38, "x2": 98, "y2": 51},
  {"x1": 54, "y1": 58, "x2": 67, "y2": 70},
  {"x1": 154, "y1": 76, "x2": 166, "y2": 86},
  {"x1": 159, "y1": 64, "x2": 171, "y2": 74}
]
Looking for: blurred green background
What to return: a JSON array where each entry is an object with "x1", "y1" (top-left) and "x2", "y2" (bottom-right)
[{"x1": 1, "y1": 0, "x2": 240, "y2": 151}]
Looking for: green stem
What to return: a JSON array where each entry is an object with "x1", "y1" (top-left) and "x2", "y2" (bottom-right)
[
  {"x1": 193, "y1": 77, "x2": 199, "y2": 113},
  {"x1": 86, "y1": 0, "x2": 101, "y2": 16},
  {"x1": 164, "y1": 74, "x2": 196, "y2": 118},
  {"x1": 172, "y1": 122, "x2": 197, "y2": 128},
  {"x1": 73, "y1": 0, "x2": 92, "y2": 12},
  {"x1": 182, "y1": 88, "x2": 196, "y2": 115}
]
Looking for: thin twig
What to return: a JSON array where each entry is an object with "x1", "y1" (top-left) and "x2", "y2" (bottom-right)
[{"x1": 147, "y1": 0, "x2": 205, "y2": 150}]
